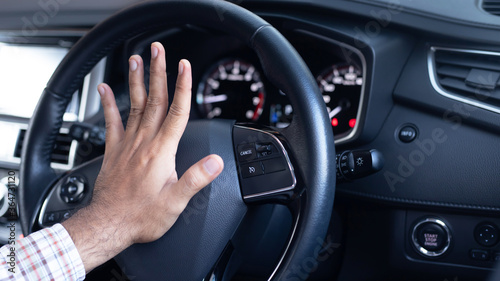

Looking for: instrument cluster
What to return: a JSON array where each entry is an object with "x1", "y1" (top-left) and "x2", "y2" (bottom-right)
[
  {"x1": 195, "y1": 52, "x2": 365, "y2": 142},
  {"x1": 189, "y1": 31, "x2": 366, "y2": 143},
  {"x1": 124, "y1": 25, "x2": 366, "y2": 143}
]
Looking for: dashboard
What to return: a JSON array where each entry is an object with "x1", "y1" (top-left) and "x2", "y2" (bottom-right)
[{"x1": 0, "y1": 0, "x2": 499, "y2": 280}]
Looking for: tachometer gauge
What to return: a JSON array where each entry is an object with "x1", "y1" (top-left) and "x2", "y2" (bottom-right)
[
  {"x1": 316, "y1": 63, "x2": 363, "y2": 138},
  {"x1": 196, "y1": 58, "x2": 265, "y2": 122}
]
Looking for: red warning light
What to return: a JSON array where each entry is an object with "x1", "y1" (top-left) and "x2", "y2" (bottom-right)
[
  {"x1": 331, "y1": 118, "x2": 338, "y2": 127},
  {"x1": 349, "y1": 119, "x2": 356, "y2": 128}
]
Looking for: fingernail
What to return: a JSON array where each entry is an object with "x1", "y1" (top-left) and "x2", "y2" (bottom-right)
[
  {"x1": 178, "y1": 60, "x2": 184, "y2": 75},
  {"x1": 98, "y1": 85, "x2": 105, "y2": 97},
  {"x1": 204, "y1": 157, "x2": 220, "y2": 175},
  {"x1": 151, "y1": 44, "x2": 158, "y2": 59},
  {"x1": 129, "y1": 59, "x2": 138, "y2": 71}
]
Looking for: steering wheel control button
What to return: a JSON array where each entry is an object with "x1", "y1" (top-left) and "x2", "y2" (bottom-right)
[
  {"x1": 237, "y1": 144, "x2": 256, "y2": 162},
  {"x1": 61, "y1": 210, "x2": 74, "y2": 220},
  {"x1": 240, "y1": 162, "x2": 264, "y2": 178},
  {"x1": 470, "y1": 249, "x2": 490, "y2": 261},
  {"x1": 43, "y1": 212, "x2": 60, "y2": 225},
  {"x1": 62, "y1": 183, "x2": 78, "y2": 195},
  {"x1": 398, "y1": 124, "x2": 418, "y2": 143},
  {"x1": 42, "y1": 209, "x2": 76, "y2": 225},
  {"x1": 475, "y1": 223, "x2": 499, "y2": 247},
  {"x1": 412, "y1": 218, "x2": 451, "y2": 257},
  {"x1": 262, "y1": 158, "x2": 286, "y2": 174},
  {"x1": 60, "y1": 176, "x2": 86, "y2": 204},
  {"x1": 256, "y1": 142, "x2": 274, "y2": 157},
  {"x1": 233, "y1": 126, "x2": 296, "y2": 201}
]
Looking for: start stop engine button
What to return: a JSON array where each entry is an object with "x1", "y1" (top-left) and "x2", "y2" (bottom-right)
[{"x1": 412, "y1": 218, "x2": 451, "y2": 257}]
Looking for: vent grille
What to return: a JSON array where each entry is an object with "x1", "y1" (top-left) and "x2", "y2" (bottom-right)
[
  {"x1": 433, "y1": 48, "x2": 500, "y2": 108},
  {"x1": 482, "y1": 0, "x2": 500, "y2": 16},
  {"x1": 14, "y1": 130, "x2": 73, "y2": 165}
]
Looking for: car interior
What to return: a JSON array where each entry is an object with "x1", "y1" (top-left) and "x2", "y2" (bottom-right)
[{"x1": 0, "y1": 0, "x2": 500, "y2": 280}]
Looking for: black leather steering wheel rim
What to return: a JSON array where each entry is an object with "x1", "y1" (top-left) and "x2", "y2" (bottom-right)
[{"x1": 20, "y1": 0, "x2": 336, "y2": 279}]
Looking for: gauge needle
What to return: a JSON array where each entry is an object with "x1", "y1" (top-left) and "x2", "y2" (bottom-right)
[
  {"x1": 203, "y1": 94, "x2": 228, "y2": 104},
  {"x1": 329, "y1": 105, "x2": 342, "y2": 119}
]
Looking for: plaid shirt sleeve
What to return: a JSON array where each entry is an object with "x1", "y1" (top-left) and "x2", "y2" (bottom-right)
[{"x1": 0, "y1": 223, "x2": 86, "y2": 281}]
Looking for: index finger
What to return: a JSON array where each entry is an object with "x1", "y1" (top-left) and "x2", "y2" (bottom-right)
[{"x1": 98, "y1": 83, "x2": 125, "y2": 151}]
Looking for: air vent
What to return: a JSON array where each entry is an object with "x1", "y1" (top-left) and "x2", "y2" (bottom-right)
[
  {"x1": 14, "y1": 129, "x2": 73, "y2": 165},
  {"x1": 430, "y1": 47, "x2": 500, "y2": 111},
  {"x1": 482, "y1": 0, "x2": 500, "y2": 16}
]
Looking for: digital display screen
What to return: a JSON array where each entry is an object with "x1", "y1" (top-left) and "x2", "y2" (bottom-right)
[{"x1": 0, "y1": 44, "x2": 71, "y2": 119}]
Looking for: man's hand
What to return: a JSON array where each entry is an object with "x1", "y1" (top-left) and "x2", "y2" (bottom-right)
[{"x1": 62, "y1": 42, "x2": 224, "y2": 272}]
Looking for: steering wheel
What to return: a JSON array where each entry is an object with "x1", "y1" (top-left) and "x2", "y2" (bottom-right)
[{"x1": 19, "y1": 1, "x2": 336, "y2": 280}]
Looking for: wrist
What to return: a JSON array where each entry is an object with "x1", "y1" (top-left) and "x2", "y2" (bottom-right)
[{"x1": 62, "y1": 204, "x2": 133, "y2": 272}]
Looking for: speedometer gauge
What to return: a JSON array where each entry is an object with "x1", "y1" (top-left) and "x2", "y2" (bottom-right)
[
  {"x1": 316, "y1": 63, "x2": 363, "y2": 138},
  {"x1": 196, "y1": 59, "x2": 265, "y2": 122}
]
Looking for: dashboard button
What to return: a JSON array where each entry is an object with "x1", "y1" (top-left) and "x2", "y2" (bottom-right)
[
  {"x1": 240, "y1": 162, "x2": 264, "y2": 178},
  {"x1": 237, "y1": 144, "x2": 256, "y2": 162},
  {"x1": 417, "y1": 223, "x2": 447, "y2": 251},
  {"x1": 399, "y1": 125, "x2": 417, "y2": 143},
  {"x1": 475, "y1": 223, "x2": 499, "y2": 247},
  {"x1": 470, "y1": 249, "x2": 489, "y2": 261},
  {"x1": 412, "y1": 218, "x2": 451, "y2": 257}
]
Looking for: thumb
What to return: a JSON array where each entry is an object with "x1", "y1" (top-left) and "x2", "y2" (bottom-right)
[{"x1": 171, "y1": 155, "x2": 224, "y2": 203}]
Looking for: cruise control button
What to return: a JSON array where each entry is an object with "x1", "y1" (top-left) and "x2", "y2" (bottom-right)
[
  {"x1": 256, "y1": 143, "x2": 273, "y2": 157},
  {"x1": 237, "y1": 144, "x2": 256, "y2": 162},
  {"x1": 262, "y1": 158, "x2": 286, "y2": 174},
  {"x1": 240, "y1": 162, "x2": 264, "y2": 178}
]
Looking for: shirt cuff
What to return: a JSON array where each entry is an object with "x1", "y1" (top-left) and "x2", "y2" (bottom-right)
[
  {"x1": 50, "y1": 223, "x2": 86, "y2": 280},
  {"x1": 0, "y1": 223, "x2": 86, "y2": 281}
]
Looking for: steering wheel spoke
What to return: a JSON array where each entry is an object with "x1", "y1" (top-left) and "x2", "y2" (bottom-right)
[
  {"x1": 37, "y1": 156, "x2": 102, "y2": 228},
  {"x1": 233, "y1": 124, "x2": 302, "y2": 204}
]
